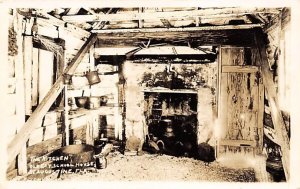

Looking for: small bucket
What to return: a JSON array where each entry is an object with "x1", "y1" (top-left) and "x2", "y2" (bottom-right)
[{"x1": 86, "y1": 71, "x2": 101, "y2": 85}]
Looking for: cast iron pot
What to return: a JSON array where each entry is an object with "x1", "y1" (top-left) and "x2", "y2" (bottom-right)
[{"x1": 75, "y1": 96, "x2": 88, "y2": 108}]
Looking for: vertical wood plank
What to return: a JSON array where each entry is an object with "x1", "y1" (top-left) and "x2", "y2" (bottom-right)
[
  {"x1": 23, "y1": 35, "x2": 33, "y2": 115},
  {"x1": 15, "y1": 13, "x2": 27, "y2": 175},
  {"x1": 257, "y1": 78, "x2": 264, "y2": 154},
  {"x1": 32, "y1": 48, "x2": 39, "y2": 107},
  {"x1": 23, "y1": 18, "x2": 33, "y2": 115}
]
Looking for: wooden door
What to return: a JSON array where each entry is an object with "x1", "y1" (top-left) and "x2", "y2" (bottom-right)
[{"x1": 217, "y1": 47, "x2": 263, "y2": 157}]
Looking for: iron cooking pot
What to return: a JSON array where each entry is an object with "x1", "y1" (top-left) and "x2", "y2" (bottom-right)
[{"x1": 74, "y1": 96, "x2": 88, "y2": 108}]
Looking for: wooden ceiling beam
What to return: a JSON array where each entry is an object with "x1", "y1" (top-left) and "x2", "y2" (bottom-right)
[
  {"x1": 62, "y1": 8, "x2": 280, "y2": 23},
  {"x1": 95, "y1": 28, "x2": 259, "y2": 47},
  {"x1": 93, "y1": 23, "x2": 263, "y2": 33}
]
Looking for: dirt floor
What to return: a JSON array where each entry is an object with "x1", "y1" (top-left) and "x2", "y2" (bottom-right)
[{"x1": 15, "y1": 151, "x2": 256, "y2": 182}]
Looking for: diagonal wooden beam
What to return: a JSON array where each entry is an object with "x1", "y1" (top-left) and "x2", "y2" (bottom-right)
[
  {"x1": 7, "y1": 34, "x2": 97, "y2": 166},
  {"x1": 62, "y1": 8, "x2": 280, "y2": 23}
]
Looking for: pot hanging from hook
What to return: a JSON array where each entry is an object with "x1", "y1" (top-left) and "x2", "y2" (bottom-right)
[
  {"x1": 86, "y1": 71, "x2": 101, "y2": 85},
  {"x1": 86, "y1": 50, "x2": 101, "y2": 85}
]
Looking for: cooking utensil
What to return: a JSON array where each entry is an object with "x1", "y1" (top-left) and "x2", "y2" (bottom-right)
[
  {"x1": 86, "y1": 71, "x2": 101, "y2": 85},
  {"x1": 87, "y1": 96, "x2": 101, "y2": 109},
  {"x1": 100, "y1": 95, "x2": 108, "y2": 106},
  {"x1": 74, "y1": 96, "x2": 88, "y2": 108}
]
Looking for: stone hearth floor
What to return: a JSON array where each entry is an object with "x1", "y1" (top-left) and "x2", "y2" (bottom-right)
[{"x1": 15, "y1": 151, "x2": 257, "y2": 182}]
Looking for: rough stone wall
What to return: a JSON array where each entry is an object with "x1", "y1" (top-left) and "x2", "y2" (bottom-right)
[{"x1": 123, "y1": 60, "x2": 218, "y2": 144}]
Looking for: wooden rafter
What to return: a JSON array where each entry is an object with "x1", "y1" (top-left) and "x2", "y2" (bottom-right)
[
  {"x1": 246, "y1": 14, "x2": 263, "y2": 24},
  {"x1": 90, "y1": 8, "x2": 113, "y2": 30},
  {"x1": 62, "y1": 8, "x2": 280, "y2": 23},
  {"x1": 7, "y1": 34, "x2": 98, "y2": 166},
  {"x1": 36, "y1": 10, "x2": 90, "y2": 38}
]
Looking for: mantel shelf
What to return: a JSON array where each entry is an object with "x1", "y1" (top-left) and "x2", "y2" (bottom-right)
[
  {"x1": 142, "y1": 87, "x2": 197, "y2": 94},
  {"x1": 68, "y1": 106, "x2": 115, "y2": 119}
]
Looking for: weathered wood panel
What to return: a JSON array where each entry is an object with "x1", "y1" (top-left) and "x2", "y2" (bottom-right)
[
  {"x1": 226, "y1": 72, "x2": 258, "y2": 141},
  {"x1": 218, "y1": 47, "x2": 261, "y2": 158}
]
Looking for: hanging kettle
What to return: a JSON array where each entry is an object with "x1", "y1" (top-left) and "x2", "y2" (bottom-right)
[{"x1": 86, "y1": 70, "x2": 101, "y2": 85}]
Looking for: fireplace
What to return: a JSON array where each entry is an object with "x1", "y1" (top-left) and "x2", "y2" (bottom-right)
[{"x1": 143, "y1": 90, "x2": 198, "y2": 157}]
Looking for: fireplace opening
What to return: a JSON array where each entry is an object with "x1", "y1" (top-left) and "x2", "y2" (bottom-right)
[{"x1": 143, "y1": 92, "x2": 198, "y2": 157}]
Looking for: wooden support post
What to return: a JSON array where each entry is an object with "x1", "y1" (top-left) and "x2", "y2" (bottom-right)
[
  {"x1": 256, "y1": 31, "x2": 290, "y2": 180},
  {"x1": 15, "y1": 13, "x2": 27, "y2": 175},
  {"x1": 114, "y1": 87, "x2": 120, "y2": 140},
  {"x1": 7, "y1": 34, "x2": 97, "y2": 165},
  {"x1": 23, "y1": 18, "x2": 33, "y2": 115},
  {"x1": 62, "y1": 38, "x2": 70, "y2": 146},
  {"x1": 63, "y1": 83, "x2": 70, "y2": 146}
]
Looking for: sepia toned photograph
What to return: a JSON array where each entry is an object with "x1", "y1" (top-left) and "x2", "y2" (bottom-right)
[{"x1": 1, "y1": 2, "x2": 298, "y2": 187}]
